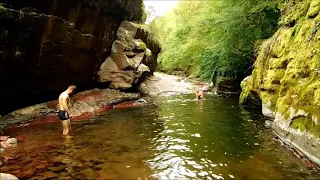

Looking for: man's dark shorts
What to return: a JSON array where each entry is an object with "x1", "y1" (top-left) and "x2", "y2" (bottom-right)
[{"x1": 58, "y1": 110, "x2": 69, "y2": 120}]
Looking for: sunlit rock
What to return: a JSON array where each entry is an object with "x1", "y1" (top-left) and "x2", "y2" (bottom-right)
[
  {"x1": 262, "y1": 101, "x2": 275, "y2": 118},
  {"x1": 0, "y1": 173, "x2": 19, "y2": 180}
]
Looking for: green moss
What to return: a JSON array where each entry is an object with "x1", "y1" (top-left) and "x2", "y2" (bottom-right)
[
  {"x1": 290, "y1": 115, "x2": 320, "y2": 137},
  {"x1": 271, "y1": 28, "x2": 292, "y2": 58},
  {"x1": 269, "y1": 57, "x2": 289, "y2": 69},
  {"x1": 239, "y1": 76, "x2": 253, "y2": 104},
  {"x1": 291, "y1": 20, "x2": 303, "y2": 37},
  {"x1": 138, "y1": 39, "x2": 147, "y2": 50},
  {"x1": 307, "y1": 0, "x2": 320, "y2": 18},
  {"x1": 282, "y1": 1, "x2": 310, "y2": 26},
  {"x1": 291, "y1": 116, "x2": 307, "y2": 131},
  {"x1": 264, "y1": 69, "x2": 285, "y2": 92}
]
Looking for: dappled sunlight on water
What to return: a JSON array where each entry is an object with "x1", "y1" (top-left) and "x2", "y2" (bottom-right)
[{"x1": 1, "y1": 95, "x2": 319, "y2": 179}]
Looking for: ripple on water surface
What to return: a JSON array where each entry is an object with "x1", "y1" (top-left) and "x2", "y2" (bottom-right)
[{"x1": 1, "y1": 94, "x2": 319, "y2": 179}]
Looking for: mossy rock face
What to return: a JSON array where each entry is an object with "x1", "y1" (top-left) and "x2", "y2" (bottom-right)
[
  {"x1": 282, "y1": 1, "x2": 310, "y2": 26},
  {"x1": 291, "y1": 116, "x2": 308, "y2": 132},
  {"x1": 240, "y1": 0, "x2": 320, "y2": 165},
  {"x1": 307, "y1": 0, "x2": 320, "y2": 18}
]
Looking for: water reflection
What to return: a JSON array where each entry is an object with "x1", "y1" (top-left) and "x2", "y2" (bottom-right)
[
  {"x1": 147, "y1": 94, "x2": 318, "y2": 180},
  {"x1": 196, "y1": 99, "x2": 204, "y2": 112},
  {"x1": 1, "y1": 95, "x2": 319, "y2": 179}
]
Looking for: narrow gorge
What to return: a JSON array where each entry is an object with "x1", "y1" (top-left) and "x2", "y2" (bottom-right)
[{"x1": 1, "y1": 0, "x2": 320, "y2": 179}]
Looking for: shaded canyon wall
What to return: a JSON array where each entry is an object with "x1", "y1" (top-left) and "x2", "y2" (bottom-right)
[
  {"x1": 0, "y1": 0, "x2": 159, "y2": 115},
  {"x1": 240, "y1": 0, "x2": 320, "y2": 166}
]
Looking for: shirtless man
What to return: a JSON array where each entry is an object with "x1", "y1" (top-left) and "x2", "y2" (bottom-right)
[
  {"x1": 195, "y1": 90, "x2": 204, "y2": 100},
  {"x1": 58, "y1": 85, "x2": 76, "y2": 136}
]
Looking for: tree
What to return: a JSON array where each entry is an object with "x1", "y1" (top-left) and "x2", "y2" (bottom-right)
[{"x1": 148, "y1": 0, "x2": 280, "y2": 82}]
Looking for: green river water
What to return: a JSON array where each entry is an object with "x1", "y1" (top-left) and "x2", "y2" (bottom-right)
[{"x1": 1, "y1": 94, "x2": 319, "y2": 179}]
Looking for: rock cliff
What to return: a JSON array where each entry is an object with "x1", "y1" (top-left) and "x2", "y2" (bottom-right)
[
  {"x1": 0, "y1": 0, "x2": 159, "y2": 114},
  {"x1": 240, "y1": 0, "x2": 320, "y2": 166}
]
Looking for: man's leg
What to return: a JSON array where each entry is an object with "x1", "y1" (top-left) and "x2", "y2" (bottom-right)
[
  {"x1": 62, "y1": 120, "x2": 68, "y2": 136},
  {"x1": 64, "y1": 119, "x2": 71, "y2": 136}
]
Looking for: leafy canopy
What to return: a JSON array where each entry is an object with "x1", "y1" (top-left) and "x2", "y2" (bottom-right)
[{"x1": 148, "y1": 0, "x2": 280, "y2": 81}]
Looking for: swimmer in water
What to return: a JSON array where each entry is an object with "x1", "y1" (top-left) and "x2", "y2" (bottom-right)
[{"x1": 195, "y1": 90, "x2": 204, "y2": 100}]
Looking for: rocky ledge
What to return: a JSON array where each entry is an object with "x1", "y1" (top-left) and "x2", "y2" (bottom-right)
[{"x1": 0, "y1": 88, "x2": 142, "y2": 130}]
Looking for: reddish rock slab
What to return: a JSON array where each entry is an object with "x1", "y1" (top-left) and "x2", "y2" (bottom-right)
[{"x1": 1, "y1": 89, "x2": 140, "y2": 130}]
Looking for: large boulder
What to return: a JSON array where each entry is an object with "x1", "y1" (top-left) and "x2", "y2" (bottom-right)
[
  {"x1": 111, "y1": 40, "x2": 125, "y2": 54},
  {"x1": 135, "y1": 26, "x2": 161, "y2": 54},
  {"x1": 129, "y1": 52, "x2": 145, "y2": 68},
  {"x1": 134, "y1": 64, "x2": 150, "y2": 85},
  {"x1": 97, "y1": 22, "x2": 160, "y2": 90},
  {"x1": 100, "y1": 57, "x2": 118, "y2": 71},
  {"x1": 117, "y1": 21, "x2": 138, "y2": 41},
  {"x1": 142, "y1": 49, "x2": 158, "y2": 74},
  {"x1": 111, "y1": 54, "x2": 135, "y2": 70},
  {"x1": 98, "y1": 70, "x2": 136, "y2": 89}
]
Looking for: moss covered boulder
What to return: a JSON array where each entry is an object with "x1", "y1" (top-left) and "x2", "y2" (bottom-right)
[{"x1": 240, "y1": 0, "x2": 320, "y2": 166}]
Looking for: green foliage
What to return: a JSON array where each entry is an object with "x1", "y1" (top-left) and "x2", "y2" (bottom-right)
[
  {"x1": 0, "y1": 5, "x2": 13, "y2": 18},
  {"x1": 148, "y1": 0, "x2": 281, "y2": 82},
  {"x1": 141, "y1": 2, "x2": 147, "y2": 23},
  {"x1": 138, "y1": 39, "x2": 147, "y2": 50}
]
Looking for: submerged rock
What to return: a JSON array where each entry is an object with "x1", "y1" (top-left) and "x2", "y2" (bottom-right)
[
  {"x1": 47, "y1": 165, "x2": 66, "y2": 173},
  {"x1": 136, "y1": 99, "x2": 147, "y2": 104},
  {"x1": 6, "y1": 138, "x2": 17, "y2": 144},
  {"x1": 264, "y1": 120, "x2": 273, "y2": 128}
]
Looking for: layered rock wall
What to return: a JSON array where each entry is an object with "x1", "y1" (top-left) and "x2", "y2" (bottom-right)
[
  {"x1": 0, "y1": 0, "x2": 159, "y2": 114},
  {"x1": 240, "y1": 0, "x2": 320, "y2": 165},
  {"x1": 97, "y1": 22, "x2": 160, "y2": 89}
]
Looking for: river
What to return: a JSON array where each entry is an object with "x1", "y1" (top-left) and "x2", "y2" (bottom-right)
[{"x1": 1, "y1": 94, "x2": 319, "y2": 179}]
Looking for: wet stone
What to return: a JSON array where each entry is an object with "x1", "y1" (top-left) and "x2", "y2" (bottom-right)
[
  {"x1": 92, "y1": 166, "x2": 102, "y2": 171},
  {"x1": 52, "y1": 162, "x2": 65, "y2": 166},
  {"x1": 17, "y1": 169, "x2": 35, "y2": 179},
  {"x1": 41, "y1": 171, "x2": 59, "y2": 179},
  {"x1": 70, "y1": 160, "x2": 83, "y2": 167},
  {"x1": 92, "y1": 160, "x2": 104, "y2": 166},
  {"x1": 58, "y1": 174, "x2": 73, "y2": 180},
  {"x1": 61, "y1": 158, "x2": 72, "y2": 164},
  {"x1": 36, "y1": 163, "x2": 47, "y2": 170},
  {"x1": 47, "y1": 165, "x2": 66, "y2": 172}
]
